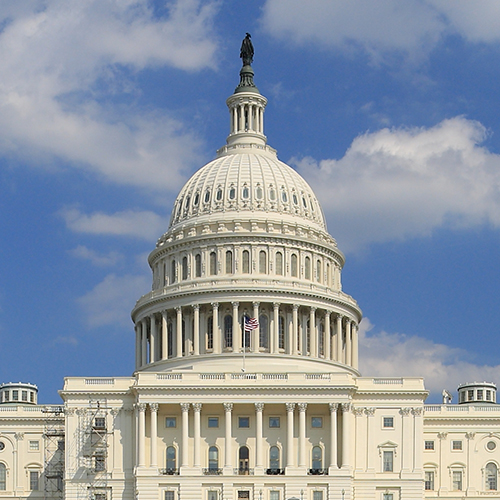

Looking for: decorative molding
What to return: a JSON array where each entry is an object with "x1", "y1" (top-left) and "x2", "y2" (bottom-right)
[
  {"x1": 192, "y1": 403, "x2": 202, "y2": 412},
  {"x1": 223, "y1": 402, "x2": 234, "y2": 412},
  {"x1": 340, "y1": 402, "x2": 351, "y2": 413},
  {"x1": 286, "y1": 403, "x2": 296, "y2": 412},
  {"x1": 365, "y1": 407, "x2": 376, "y2": 416},
  {"x1": 399, "y1": 408, "x2": 411, "y2": 416},
  {"x1": 298, "y1": 402, "x2": 307, "y2": 412},
  {"x1": 437, "y1": 432, "x2": 448, "y2": 440},
  {"x1": 329, "y1": 402, "x2": 339, "y2": 413},
  {"x1": 14, "y1": 432, "x2": 24, "y2": 440},
  {"x1": 465, "y1": 432, "x2": 476, "y2": 440},
  {"x1": 180, "y1": 403, "x2": 190, "y2": 413},
  {"x1": 255, "y1": 402, "x2": 264, "y2": 412},
  {"x1": 149, "y1": 403, "x2": 159, "y2": 412},
  {"x1": 411, "y1": 407, "x2": 422, "y2": 416},
  {"x1": 136, "y1": 403, "x2": 147, "y2": 412},
  {"x1": 353, "y1": 407, "x2": 364, "y2": 417}
]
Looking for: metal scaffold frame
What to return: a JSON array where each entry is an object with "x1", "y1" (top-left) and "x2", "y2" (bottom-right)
[
  {"x1": 42, "y1": 405, "x2": 65, "y2": 500},
  {"x1": 77, "y1": 399, "x2": 112, "y2": 500}
]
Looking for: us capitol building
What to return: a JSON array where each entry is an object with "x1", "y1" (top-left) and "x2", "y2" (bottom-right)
[{"x1": 1, "y1": 38, "x2": 499, "y2": 500}]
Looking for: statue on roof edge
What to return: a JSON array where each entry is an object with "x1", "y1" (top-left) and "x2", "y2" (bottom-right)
[{"x1": 240, "y1": 33, "x2": 254, "y2": 66}]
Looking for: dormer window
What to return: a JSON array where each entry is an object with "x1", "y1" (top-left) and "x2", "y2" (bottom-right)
[
  {"x1": 292, "y1": 193, "x2": 298, "y2": 205},
  {"x1": 269, "y1": 187, "x2": 276, "y2": 200}
]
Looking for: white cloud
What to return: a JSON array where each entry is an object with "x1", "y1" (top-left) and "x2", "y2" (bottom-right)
[
  {"x1": 293, "y1": 116, "x2": 500, "y2": 252},
  {"x1": 0, "y1": 0, "x2": 218, "y2": 190},
  {"x1": 261, "y1": 0, "x2": 500, "y2": 63},
  {"x1": 70, "y1": 245, "x2": 124, "y2": 267},
  {"x1": 61, "y1": 208, "x2": 167, "y2": 240},
  {"x1": 78, "y1": 273, "x2": 150, "y2": 328},
  {"x1": 359, "y1": 318, "x2": 500, "y2": 400}
]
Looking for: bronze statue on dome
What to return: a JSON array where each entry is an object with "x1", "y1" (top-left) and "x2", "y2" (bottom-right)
[{"x1": 240, "y1": 33, "x2": 254, "y2": 66}]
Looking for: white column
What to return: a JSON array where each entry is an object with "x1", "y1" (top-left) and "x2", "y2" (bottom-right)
[
  {"x1": 252, "y1": 302, "x2": 260, "y2": 352},
  {"x1": 150, "y1": 403, "x2": 158, "y2": 468},
  {"x1": 193, "y1": 403, "x2": 202, "y2": 468},
  {"x1": 401, "y1": 408, "x2": 412, "y2": 472},
  {"x1": 135, "y1": 324, "x2": 141, "y2": 370},
  {"x1": 329, "y1": 403, "x2": 338, "y2": 469},
  {"x1": 346, "y1": 320, "x2": 352, "y2": 366},
  {"x1": 232, "y1": 302, "x2": 240, "y2": 352},
  {"x1": 286, "y1": 403, "x2": 295, "y2": 468},
  {"x1": 292, "y1": 305, "x2": 299, "y2": 355},
  {"x1": 298, "y1": 403, "x2": 307, "y2": 468},
  {"x1": 141, "y1": 319, "x2": 148, "y2": 367},
  {"x1": 287, "y1": 310, "x2": 293, "y2": 355},
  {"x1": 353, "y1": 407, "x2": 365, "y2": 472},
  {"x1": 366, "y1": 408, "x2": 376, "y2": 471},
  {"x1": 325, "y1": 312, "x2": 331, "y2": 360},
  {"x1": 193, "y1": 305, "x2": 200, "y2": 356},
  {"x1": 309, "y1": 307, "x2": 317, "y2": 357},
  {"x1": 336, "y1": 315, "x2": 343, "y2": 363},
  {"x1": 352, "y1": 323, "x2": 358, "y2": 369},
  {"x1": 161, "y1": 310, "x2": 168, "y2": 360},
  {"x1": 341, "y1": 403, "x2": 352, "y2": 469},
  {"x1": 413, "y1": 408, "x2": 423, "y2": 472},
  {"x1": 175, "y1": 307, "x2": 183, "y2": 357},
  {"x1": 249, "y1": 104, "x2": 253, "y2": 131},
  {"x1": 223, "y1": 402, "x2": 233, "y2": 470},
  {"x1": 273, "y1": 303, "x2": 280, "y2": 353},
  {"x1": 137, "y1": 403, "x2": 146, "y2": 467},
  {"x1": 181, "y1": 403, "x2": 190, "y2": 468},
  {"x1": 150, "y1": 314, "x2": 157, "y2": 363},
  {"x1": 255, "y1": 402, "x2": 264, "y2": 468},
  {"x1": 212, "y1": 302, "x2": 220, "y2": 354}
]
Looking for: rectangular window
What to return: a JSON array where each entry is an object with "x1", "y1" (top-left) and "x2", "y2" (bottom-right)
[
  {"x1": 269, "y1": 417, "x2": 280, "y2": 428},
  {"x1": 165, "y1": 492, "x2": 175, "y2": 500},
  {"x1": 468, "y1": 390, "x2": 474, "y2": 401},
  {"x1": 208, "y1": 492, "x2": 218, "y2": 500},
  {"x1": 477, "y1": 389, "x2": 483, "y2": 400},
  {"x1": 165, "y1": 417, "x2": 177, "y2": 428},
  {"x1": 270, "y1": 492, "x2": 280, "y2": 500},
  {"x1": 452, "y1": 440, "x2": 462, "y2": 450},
  {"x1": 3, "y1": 392, "x2": 8, "y2": 402},
  {"x1": 30, "y1": 392, "x2": 34, "y2": 403},
  {"x1": 383, "y1": 451, "x2": 393, "y2": 472},
  {"x1": 313, "y1": 492, "x2": 323, "y2": 500},
  {"x1": 487, "y1": 390, "x2": 492, "y2": 401},
  {"x1": 94, "y1": 453, "x2": 105, "y2": 472},
  {"x1": 94, "y1": 417, "x2": 105, "y2": 429},
  {"x1": 29, "y1": 441, "x2": 39, "y2": 451},
  {"x1": 311, "y1": 417, "x2": 323, "y2": 428},
  {"x1": 424, "y1": 440, "x2": 434, "y2": 450},
  {"x1": 460, "y1": 391, "x2": 466, "y2": 403},
  {"x1": 95, "y1": 494, "x2": 106, "y2": 500},
  {"x1": 453, "y1": 471, "x2": 463, "y2": 491},
  {"x1": 383, "y1": 495, "x2": 393, "y2": 500},
  {"x1": 208, "y1": 417, "x2": 219, "y2": 428},
  {"x1": 22, "y1": 391, "x2": 27, "y2": 402},
  {"x1": 425, "y1": 471, "x2": 435, "y2": 490},
  {"x1": 383, "y1": 417, "x2": 394, "y2": 428},
  {"x1": 239, "y1": 417, "x2": 250, "y2": 428},
  {"x1": 238, "y1": 492, "x2": 250, "y2": 500},
  {"x1": 12, "y1": 390, "x2": 18, "y2": 401},
  {"x1": 29, "y1": 471, "x2": 39, "y2": 491}
]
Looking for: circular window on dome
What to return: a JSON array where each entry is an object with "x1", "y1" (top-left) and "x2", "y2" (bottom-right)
[
  {"x1": 204, "y1": 190, "x2": 211, "y2": 203},
  {"x1": 487, "y1": 441, "x2": 497, "y2": 451},
  {"x1": 0, "y1": 442, "x2": 4, "y2": 451},
  {"x1": 229, "y1": 186, "x2": 236, "y2": 200},
  {"x1": 281, "y1": 190, "x2": 288, "y2": 203},
  {"x1": 242, "y1": 186, "x2": 250, "y2": 199},
  {"x1": 193, "y1": 192, "x2": 200, "y2": 206},
  {"x1": 216, "y1": 187, "x2": 223, "y2": 201},
  {"x1": 256, "y1": 186, "x2": 263, "y2": 200}
]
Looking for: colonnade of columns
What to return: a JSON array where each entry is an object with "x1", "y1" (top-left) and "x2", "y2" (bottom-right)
[
  {"x1": 134, "y1": 401, "x2": 353, "y2": 473},
  {"x1": 135, "y1": 302, "x2": 359, "y2": 371},
  {"x1": 230, "y1": 102, "x2": 264, "y2": 135}
]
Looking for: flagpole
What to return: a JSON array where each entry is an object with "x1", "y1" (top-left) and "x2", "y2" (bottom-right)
[{"x1": 242, "y1": 326, "x2": 246, "y2": 372}]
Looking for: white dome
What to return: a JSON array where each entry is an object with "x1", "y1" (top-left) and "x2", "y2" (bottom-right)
[{"x1": 169, "y1": 146, "x2": 327, "y2": 233}]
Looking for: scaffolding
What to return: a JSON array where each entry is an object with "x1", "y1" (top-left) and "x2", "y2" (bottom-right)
[
  {"x1": 42, "y1": 405, "x2": 65, "y2": 500},
  {"x1": 77, "y1": 399, "x2": 112, "y2": 500}
]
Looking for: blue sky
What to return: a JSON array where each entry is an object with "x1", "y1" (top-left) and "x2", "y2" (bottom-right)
[{"x1": 1, "y1": 0, "x2": 500, "y2": 404}]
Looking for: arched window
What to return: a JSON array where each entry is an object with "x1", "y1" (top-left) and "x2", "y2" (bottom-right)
[
  {"x1": 182, "y1": 256, "x2": 188, "y2": 281},
  {"x1": 256, "y1": 186, "x2": 263, "y2": 200},
  {"x1": 208, "y1": 446, "x2": 219, "y2": 470},
  {"x1": 279, "y1": 316, "x2": 285, "y2": 350},
  {"x1": 259, "y1": 314, "x2": 269, "y2": 350},
  {"x1": 275, "y1": 252, "x2": 283, "y2": 275},
  {"x1": 216, "y1": 187, "x2": 223, "y2": 201},
  {"x1": 305, "y1": 256, "x2": 311, "y2": 280},
  {"x1": 167, "y1": 322, "x2": 173, "y2": 357},
  {"x1": 486, "y1": 463, "x2": 498, "y2": 490},
  {"x1": 312, "y1": 446, "x2": 323, "y2": 471},
  {"x1": 209, "y1": 252, "x2": 217, "y2": 276},
  {"x1": 241, "y1": 315, "x2": 251, "y2": 349},
  {"x1": 316, "y1": 260, "x2": 321, "y2": 282},
  {"x1": 195, "y1": 254, "x2": 202, "y2": 278},
  {"x1": 225, "y1": 250, "x2": 233, "y2": 274},
  {"x1": 291, "y1": 254, "x2": 298, "y2": 277},
  {"x1": 326, "y1": 262, "x2": 331, "y2": 286},
  {"x1": 269, "y1": 446, "x2": 280, "y2": 471},
  {"x1": 207, "y1": 317, "x2": 213, "y2": 350},
  {"x1": 224, "y1": 315, "x2": 233, "y2": 349},
  {"x1": 239, "y1": 446, "x2": 250, "y2": 474},
  {"x1": 204, "y1": 190, "x2": 210, "y2": 203},
  {"x1": 171, "y1": 259, "x2": 176, "y2": 284},
  {"x1": 0, "y1": 463, "x2": 5, "y2": 490},
  {"x1": 259, "y1": 250, "x2": 267, "y2": 274},
  {"x1": 229, "y1": 186, "x2": 236, "y2": 199},
  {"x1": 242, "y1": 185, "x2": 250, "y2": 199},
  {"x1": 242, "y1": 250, "x2": 250, "y2": 274},
  {"x1": 166, "y1": 446, "x2": 176, "y2": 472},
  {"x1": 318, "y1": 322, "x2": 325, "y2": 357}
]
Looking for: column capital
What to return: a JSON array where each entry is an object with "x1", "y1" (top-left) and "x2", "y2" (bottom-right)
[
  {"x1": 292, "y1": 304, "x2": 299, "y2": 312},
  {"x1": 286, "y1": 402, "x2": 296, "y2": 412},
  {"x1": 411, "y1": 407, "x2": 423, "y2": 416},
  {"x1": 399, "y1": 407, "x2": 411, "y2": 416},
  {"x1": 231, "y1": 301, "x2": 239, "y2": 308},
  {"x1": 273, "y1": 302, "x2": 280, "y2": 309},
  {"x1": 192, "y1": 304, "x2": 200, "y2": 311},
  {"x1": 223, "y1": 402, "x2": 233, "y2": 412},
  {"x1": 310, "y1": 307, "x2": 316, "y2": 313},
  {"x1": 110, "y1": 408, "x2": 119, "y2": 417},
  {"x1": 465, "y1": 432, "x2": 476, "y2": 440},
  {"x1": 161, "y1": 309, "x2": 168, "y2": 316},
  {"x1": 325, "y1": 310, "x2": 331, "y2": 318},
  {"x1": 329, "y1": 402, "x2": 339, "y2": 413},
  {"x1": 14, "y1": 432, "x2": 24, "y2": 441},
  {"x1": 180, "y1": 403, "x2": 190, "y2": 413},
  {"x1": 175, "y1": 306, "x2": 182, "y2": 313},
  {"x1": 211, "y1": 302, "x2": 219, "y2": 309},
  {"x1": 353, "y1": 407, "x2": 364, "y2": 417},
  {"x1": 136, "y1": 403, "x2": 147, "y2": 412},
  {"x1": 340, "y1": 402, "x2": 351, "y2": 413},
  {"x1": 298, "y1": 402, "x2": 307, "y2": 413},
  {"x1": 255, "y1": 402, "x2": 264, "y2": 412},
  {"x1": 437, "y1": 432, "x2": 448, "y2": 440},
  {"x1": 337, "y1": 314, "x2": 344, "y2": 321},
  {"x1": 192, "y1": 402, "x2": 202, "y2": 412},
  {"x1": 252, "y1": 301, "x2": 260, "y2": 308},
  {"x1": 365, "y1": 407, "x2": 376, "y2": 416},
  {"x1": 149, "y1": 403, "x2": 159, "y2": 413}
]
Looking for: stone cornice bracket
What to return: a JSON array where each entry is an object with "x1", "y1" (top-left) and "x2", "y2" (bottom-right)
[
  {"x1": 399, "y1": 407, "x2": 411, "y2": 416},
  {"x1": 465, "y1": 432, "x2": 476, "y2": 440},
  {"x1": 223, "y1": 402, "x2": 234, "y2": 412},
  {"x1": 135, "y1": 403, "x2": 147, "y2": 412},
  {"x1": 286, "y1": 403, "x2": 296, "y2": 412},
  {"x1": 192, "y1": 403, "x2": 202, "y2": 412},
  {"x1": 180, "y1": 403, "x2": 190, "y2": 413},
  {"x1": 255, "y1": 402, "x2": 264, "y2": 412},
  {"x1": 149, "y1": 403, "x2": 159, "y2": 413},
  {"x1": 411, "y1": 408, "x2": 422, "y2": 416},
  {"x1": 298, "y1": 403, "x2": 307, "y2": 412},
  {"x1": 365, "y1": 407, "x2": 375, "y2": 416},
  {"x1": 340, "y1": 402, "x2": 351, "y2": 413},
  {"x1": 437, "y1": 432, "x2": 448, "y2": 440},
  {"x1": 329, "y1": 402, "x2": 339, "y2": 413}
]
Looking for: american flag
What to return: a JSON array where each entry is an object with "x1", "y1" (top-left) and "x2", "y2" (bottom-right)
[{"x1": 244, "y1": 317, "x2": 259, "y2": 332}]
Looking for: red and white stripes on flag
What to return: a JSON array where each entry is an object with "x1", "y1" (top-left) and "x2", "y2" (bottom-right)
[{"x1": 244, "y1": 317, "x2": 259, "y2": 333}]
